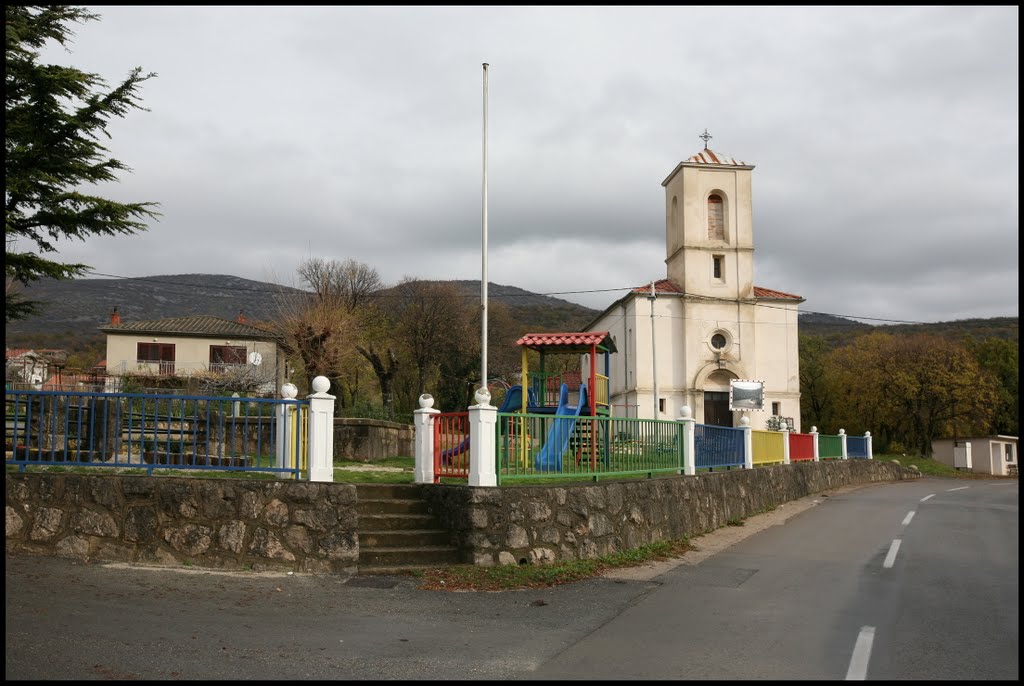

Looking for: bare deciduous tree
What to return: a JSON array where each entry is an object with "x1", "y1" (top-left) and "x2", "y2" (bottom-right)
[
  {"x1": 272, "y1": 258, "x2": 367, "y2": 405},
  {"x1": 300, "y1": 257, "x2": 382, "y2": 313}
]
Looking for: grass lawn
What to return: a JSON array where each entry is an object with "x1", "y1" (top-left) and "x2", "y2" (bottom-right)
[
  {"x1": 7, "y1": 453, "x2": 999, "y2": 484},
  {"x1": 874, "y1": 453, "x2": 1000, "y2": 479}
]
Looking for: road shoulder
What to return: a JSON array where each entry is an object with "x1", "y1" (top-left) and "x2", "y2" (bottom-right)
[{"x1": 602, "y1": 483, "x2": 873, "y2": 582}]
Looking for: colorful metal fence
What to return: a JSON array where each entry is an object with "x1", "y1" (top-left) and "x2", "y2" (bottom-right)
[
  {"x1": 433, "y1": 411, "x2": 470, "y2": 482},
  {"x1": 496, "y1": 413, "x2": 685, "y2": 483},
  {"x1": 818, "y1": 434, "x2": 844, "y2": 459},
  {"x1": 694, "y1": 424, "x2": 746, "y2": 470},
  {"x1": 846, "y1": 435, "x2": 869, "y2": 459},
  {"x1": 5, "y1": 389, "x2": 307, "y2": 478},
  {"x1": 789, "y1": 432, "x2": 815, "y2": 461},
  {"x1": 751, "y1": 429, "x2": 786, "y2": 465}
]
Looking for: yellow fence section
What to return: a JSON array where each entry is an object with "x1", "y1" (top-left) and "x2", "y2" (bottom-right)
[
  {"x1": 285, "y1": 404, "x2": 308, "y2": 475},
  {"x1": 751, "y1": 430, "x2": 785, "y2": 465}
]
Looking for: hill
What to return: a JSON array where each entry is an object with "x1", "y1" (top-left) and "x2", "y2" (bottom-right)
[
  {"x1": 5, "y1": 274, "x2": 301, "y2": 338},
  {"x1": 5, "y1": 274, "x2": 1016, "y2": 358},
  {"x1": 4, "y1": 275, "x2": 602, "y2": 356},
  {"x1": 799, "y1": 311, "x2": 1018, "y2": 345},
  {"x1": 414, "y1": 280, "x2": 600, "y2": 332}
]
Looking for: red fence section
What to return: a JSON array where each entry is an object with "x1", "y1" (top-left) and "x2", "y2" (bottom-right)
[
  {"x1": 789, "y1": 432, "x2": 815, "y2": 461},
  {"x1": 433, "y1": 412, "x2": 470, "y2": 482}
]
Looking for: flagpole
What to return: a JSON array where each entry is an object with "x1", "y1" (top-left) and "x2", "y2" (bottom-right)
[{"x1": 480, "y1": 62, "x2": 489, "y2": 400}]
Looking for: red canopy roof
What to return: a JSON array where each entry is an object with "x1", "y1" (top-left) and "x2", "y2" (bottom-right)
[{"x1": 515, "y1": 332, "x2": 617, "y2": 353}]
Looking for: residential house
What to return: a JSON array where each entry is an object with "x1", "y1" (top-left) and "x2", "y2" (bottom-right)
[
  {"x1": 5, "y1": 349, "x2": 49, "y2": 386},
  {"x1": 99, "y1": 309, "x2": 285, "y2": 394},
  {"x1": 931, "y1": 436, "x2": 1018, "y2": 477},
  {"x1": 585, "y1": 138, "x2": 803, "y2": 430}
]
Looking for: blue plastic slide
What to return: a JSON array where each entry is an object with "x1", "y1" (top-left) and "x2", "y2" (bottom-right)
[
  {"x1": 440, "y1": 385, "x2": 537, "y2": 463},
  {"x1": 534, "y1": 383, "x2": 588, "y2": 472}
]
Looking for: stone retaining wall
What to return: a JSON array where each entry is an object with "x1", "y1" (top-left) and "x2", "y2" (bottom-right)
[
  {"x1": 5, "y1": 460, "x2": 918, "y2": 574},
  {"x1": 5, "y1": 474, "x2": 359, "y2": 574},
  {"x1": 421, "y1": 460, "x2": 920, "y2": 566},
  {"x1": 334, "y1": 418, "x2": 414, "y2": 462}
]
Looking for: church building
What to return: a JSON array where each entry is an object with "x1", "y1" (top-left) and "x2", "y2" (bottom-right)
[{"x1": 585, "y1": 134, "x2": 803, "y2": 430}]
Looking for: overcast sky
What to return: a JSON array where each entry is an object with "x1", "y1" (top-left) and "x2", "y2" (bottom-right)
[{"x1": 37, "y1": 6, "x2": 1018, "y2": 324}]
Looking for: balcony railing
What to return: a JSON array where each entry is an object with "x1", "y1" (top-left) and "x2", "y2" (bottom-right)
[{"x1": 111, "y1": 360, "x2": 252, "y2": 377}]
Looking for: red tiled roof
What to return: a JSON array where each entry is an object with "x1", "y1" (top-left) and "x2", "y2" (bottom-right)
[
  {"x1": 662, "y1": 149, "x2": 755, "y2": 186},
  {"x1": 631, "y1": 279, "x2": 684, "y2": 295},
  {"x1": 753, "y1": 286, "x2": 802, "y2": 300},
  {"x1": 685, "y1": 148, "x2": 748, "y2": 166},
  {"x1": 630, "y1": 279, "x2": 802, "y2": 300},
  {"x1": 516, "y1": 331, "x2": 615, "y2": 351}
]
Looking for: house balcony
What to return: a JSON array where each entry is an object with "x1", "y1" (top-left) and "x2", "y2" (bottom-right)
[{"x1": 109, "y1": 360, "x2": 250, "y2": 378}]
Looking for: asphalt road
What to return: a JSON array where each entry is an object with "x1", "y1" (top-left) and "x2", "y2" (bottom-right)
[{"x1": 6, "y1": 477, "x2": 1018, "y2": 680}]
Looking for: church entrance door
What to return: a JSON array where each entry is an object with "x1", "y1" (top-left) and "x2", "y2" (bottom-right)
[{"x1": 703, "y1": 391, "x2": 732, "y2": 427}]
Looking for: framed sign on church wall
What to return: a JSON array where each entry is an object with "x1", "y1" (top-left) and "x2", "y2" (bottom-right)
[{"x1": 729, "y1": 379, "x2": 765, "y2": 411}]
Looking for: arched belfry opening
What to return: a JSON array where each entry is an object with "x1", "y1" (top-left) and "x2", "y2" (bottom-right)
[{"x1": 707, "y1": 193, "x2": 725, "y2": 241}]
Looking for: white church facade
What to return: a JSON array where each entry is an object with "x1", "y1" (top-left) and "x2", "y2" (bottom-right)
[{"x1": 585, "y1": 139, "x2": 804, "y2": 430}]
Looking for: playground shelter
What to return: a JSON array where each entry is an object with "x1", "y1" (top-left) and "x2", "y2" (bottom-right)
[{"x1": 515, "y1": 332, "x2": 617, "y2": 417}]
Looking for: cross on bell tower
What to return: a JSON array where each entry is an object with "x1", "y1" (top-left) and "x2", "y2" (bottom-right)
[{"x1": 699, "y1": 128, "x2": 712, "y2": 150}]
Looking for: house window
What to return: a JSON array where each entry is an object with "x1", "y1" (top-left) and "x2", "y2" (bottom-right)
[
  {"x1": 210, "y1": 345, "x2": 247, "y2": 368},
  {"x1": 137, "y1": 342, "x2": 175, "y2": 363},
  {"x1": 137, "y1": 342, "x2": 175, "y2": 374},
  {"x1": 1006, "y1": 444, "x2": 1015, "y2": 462},
  {"x1": 658, "y1": 398, "x2": 666, "y2": 414},
  {"x1": 707, "y1": 193, "x2": 725, "y2": 241},
  {"x1": 713, "y1": 255, "x2": 724, "y2": 280},
  {"x1": 772, "y1": 402, "x2": 781, "y2": 416},
  {"x1": 711, "y1": 333, "x2": 727, "y2": 351}
]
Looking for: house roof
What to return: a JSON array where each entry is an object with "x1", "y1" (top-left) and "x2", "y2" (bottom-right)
[
  {"x1": 516, "y1": 331, "x2": 617, "y2": 354},
  {"x1": 752, "y1": 286, "x2": 803, "y2": 300},
  {"x1": 684, "y1": 148, "x2": 749, "y2": 166},
  {"x1": 629, "y1": 279, "x2": 803, "y2": 301},
  {"x1": 934, "y1": 435, "x2": 1018, "y2": 442},
  {"x1": 99, "y1": 315, "x2": 280, "y2": 340},
  {"x1": 5, "y1": 348, "x2": 45, "y2": 360},
  {"x1": 662, "y1": 148, "x2": 755, "y2": 186}
]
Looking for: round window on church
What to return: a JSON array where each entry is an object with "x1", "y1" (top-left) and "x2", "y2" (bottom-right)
[{"x1": 710, "y1": 333, "x2": 728, "y2": 351}]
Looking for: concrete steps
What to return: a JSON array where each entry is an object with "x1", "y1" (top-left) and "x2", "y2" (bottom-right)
[{"x1": 355, "y1": 483, "x2": 461, "y2": 575}]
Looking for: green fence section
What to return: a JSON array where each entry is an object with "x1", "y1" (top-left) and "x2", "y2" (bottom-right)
[
  {"x1": 818, "y1": 434, "x2": 844, "y2": 459},
  {"x1": 751, "y1": 429, "x2": 786, "y2": 465},
  {"x1": 496, "y1": 413, "x2": 685, "y2": 483}
]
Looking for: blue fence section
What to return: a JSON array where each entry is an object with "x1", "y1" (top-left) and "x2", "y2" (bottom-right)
[
  {"x1": 5, "y1": 389, "x2": 307, "y2": 478},
  {"x1": 846, "y1": 435, "x2": 869, "y2": 459},
  {"x1": 694, "y1": 424, "x2": 746, "y2": 470}
]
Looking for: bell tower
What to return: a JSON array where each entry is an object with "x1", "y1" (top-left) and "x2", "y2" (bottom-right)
[{"x1": 662, "y1": 130, "x2": 756, "y2": 300}]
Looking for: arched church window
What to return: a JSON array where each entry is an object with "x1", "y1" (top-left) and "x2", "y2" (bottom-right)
[{"x1": 707, "y1": 193, "x2": 725, "y2": 241}]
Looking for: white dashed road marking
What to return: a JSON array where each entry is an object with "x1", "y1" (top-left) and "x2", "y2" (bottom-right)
[
  {"x1": 845, "y1": 626, "x2": 875, "y2": 680},
  {"x1": 883, "y1": 539, "x2": 901, "y2": 569}
]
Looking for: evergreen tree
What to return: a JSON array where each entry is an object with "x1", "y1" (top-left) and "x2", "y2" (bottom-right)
[{"x1": 5, "y1": 5, "x2": 159, "y2": 321}]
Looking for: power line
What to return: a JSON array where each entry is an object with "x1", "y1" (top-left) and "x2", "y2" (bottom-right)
[{"x1": 80, "y1": 271, "x2": 970, "y2": 326}]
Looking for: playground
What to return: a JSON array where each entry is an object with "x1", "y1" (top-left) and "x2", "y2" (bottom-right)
[
  {"x1": 427, "y1": 330, "x2": 868, "y2": 485},
  {"x1": 432, "y1": 331, "x2": 690, "y2": 481}
]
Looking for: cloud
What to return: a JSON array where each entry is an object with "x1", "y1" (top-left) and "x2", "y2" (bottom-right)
[{"x1": 36, "y1": 5, "x2": 1018, "y2": 325}]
